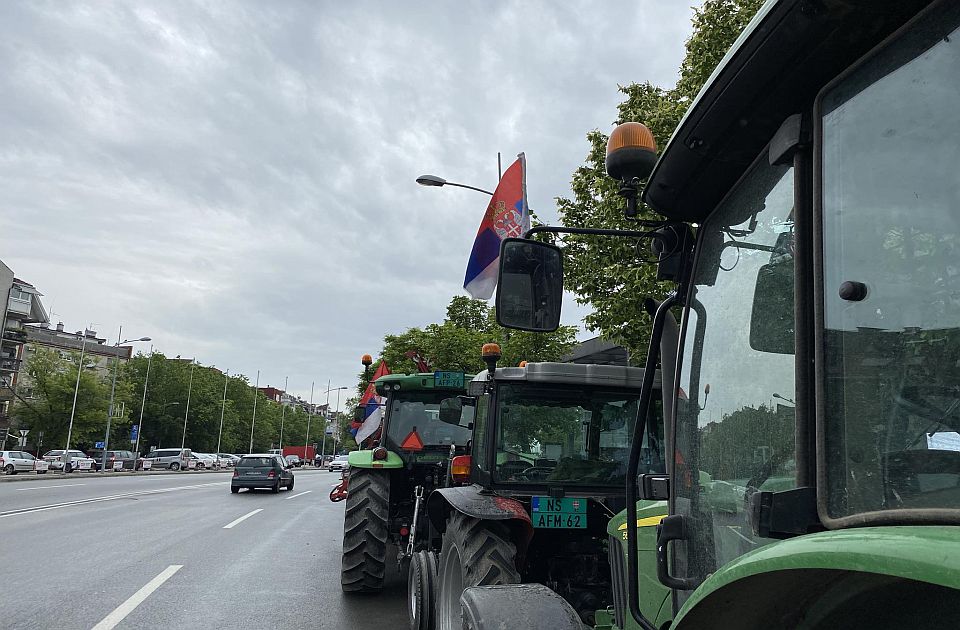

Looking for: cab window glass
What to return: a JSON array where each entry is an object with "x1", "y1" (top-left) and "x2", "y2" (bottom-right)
[
  {"x1": 820, "y1": 3, "x2": 960, "y2": 518},
  {"x1": 675, "y1": 157, "x2": 796, "y2": 589}
]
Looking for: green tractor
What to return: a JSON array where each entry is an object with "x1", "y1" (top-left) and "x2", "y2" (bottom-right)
[
  {"x1": 340, "y1": 370, "x2": 473, "y2": 593},
  {"x1": 418, "y1": 343, "x2": 669, "y2": 629},
  {"x1": 457, "y1": 1, "x2": 960, "y2": 628}
]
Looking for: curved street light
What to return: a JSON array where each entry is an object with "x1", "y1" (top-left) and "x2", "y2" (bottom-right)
[
  {"x1": 102, "y1": 331, "x2": 151, "y2": 471},
  {"x1": 416, "y1": 174, "x2": 494, "y2": 196}
]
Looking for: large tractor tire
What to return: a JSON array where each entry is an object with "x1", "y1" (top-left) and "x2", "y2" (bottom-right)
[
  {"x1": 340, "y1": 468, "x2": 390, "y2": 593},
  {"x1": 436, "y1": 511, "x2": 520, "y2": 630}
]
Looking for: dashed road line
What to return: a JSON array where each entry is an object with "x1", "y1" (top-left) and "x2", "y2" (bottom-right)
[
  {"x1": 0, "y1": 482, "x2": 225, "y2": 519},
  {"x1": 15, "y1": 483, "x2": 87, "y2": 491},
  {"x1": 223, "y1": 508, "x2": 263, "y2": 529},
  {"x1": 284, "y1": 490, "x2": 312, "y2": 500},
  {"x1": 91, "y1": 564, "x2": 183, "y2": 630}
]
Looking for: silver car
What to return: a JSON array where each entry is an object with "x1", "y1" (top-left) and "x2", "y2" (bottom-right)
[
  {"x1": 43, "y1": 449, "x2": 96, "y2": 472},
  {"x1": 0, "y1": 450, "x2": 44, "y2": 475},
  {"x1": 142, "y1": 448, "x2": 192, "y2": 470},
  {"x1": 328, "y1": 454, "x2": 350, "y2": 472}
]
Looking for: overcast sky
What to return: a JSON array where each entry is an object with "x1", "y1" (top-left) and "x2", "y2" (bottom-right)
[{"x1": 0, "y1": 1, "x2": 694, "y2": 403}]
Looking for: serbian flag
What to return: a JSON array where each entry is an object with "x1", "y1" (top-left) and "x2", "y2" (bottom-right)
[
  {"x1": 353, "y1": 361, "x2": 391, "y2": 444},
  {"x1": 463, "y1": 154, "x2": 531, "y2": 299}
]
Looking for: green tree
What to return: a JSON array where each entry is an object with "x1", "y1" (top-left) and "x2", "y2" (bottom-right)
[
  {"x1": 556, "y1": 0, "x2": 763, "y2": 358},
  {"x1": 13, "y1": 348, "x2": 110, "y2": 450},
  {"x1": 358, "y1": 295, "x2": 578, "y2": 394}
]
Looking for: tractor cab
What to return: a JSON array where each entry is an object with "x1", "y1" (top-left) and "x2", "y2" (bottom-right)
[
  {"x1": 462, "y1": 360, "x2": 662, "y2": 504},
  {"x1": 374, "y1": 372, "x2": 474, "y2": 464},
  {"x1": 428, "y1": 343, "x2": 666, "y2": 626}
]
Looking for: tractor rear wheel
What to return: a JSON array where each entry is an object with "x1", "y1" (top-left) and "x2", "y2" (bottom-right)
[
  {"x1": 436, "y1": 511, "x2": 520, "y2": 630},
  {"x1": 340, "y1": 468, "x2": 390, "y2": 593}
]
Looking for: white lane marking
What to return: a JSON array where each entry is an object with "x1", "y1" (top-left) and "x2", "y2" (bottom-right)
[
  {"x1": 222, "y1": 508, "x2": 263, "y2": 529},
  {"x1": 15, "y1": 483, "x2": 87, "y2": 491},
  {"x1": 0, "y1": 482, "x2": 226, "y2": 519},
  {"x1": 91, "y1": 564, "x2": 183, "y2": 630},
  {"x1": 284, "y1": 490, "x2": 312, "y2": 500}
]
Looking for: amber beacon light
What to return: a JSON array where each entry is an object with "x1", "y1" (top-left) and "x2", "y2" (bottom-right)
[{"x1": 605, "y1": 122, "x2": 658, "y2": 183}]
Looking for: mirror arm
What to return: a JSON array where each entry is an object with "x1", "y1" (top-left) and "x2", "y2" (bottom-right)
[{"x1": 524, "y1": 224, "x2": 670, "y2": 239}]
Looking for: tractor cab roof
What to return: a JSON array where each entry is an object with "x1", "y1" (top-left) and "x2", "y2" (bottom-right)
[
  {"x1": 374, "y1": 372, "x2": 475, "y2": 396},
  {"x1": 473, "y1": 362, "x2": 658, "y2": 390},
  {"x1": 643, "y1": 0, "x2": 933, "y2": 222}
]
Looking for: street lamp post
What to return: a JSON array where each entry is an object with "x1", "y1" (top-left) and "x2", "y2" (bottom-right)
[
  {"x1": 249, "y1": 370, "x2": 260, "y2": 453},
  {"x1": 320, "y1": 384, "x2": 348, "y2": 462},
  {"x1": 215, "y1": 369, "x2": 228, "y2": 468},
  {"x1": 63, "y1": 330, "x2": 90, "y2": 473},
  {"x1": 304, "y1": 381, "x2": 314, "y2": 465},
  {"x1": 415, "y1": 175, "x2": 494, "y2": 196},
  {"x1": 133, "y1": 344, "x2": 153, "y2": 459},
  {"x1": 278, "y1": 376, "x2": 288, "y2": 450},
  {"x1": 101, "y1": 327, "x2": 151, "y2": 472},
  {"x1": 180, "y1": 360, "x2": 196, "y2": 451}
]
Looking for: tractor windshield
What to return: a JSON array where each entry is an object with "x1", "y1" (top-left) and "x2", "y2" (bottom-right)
[
  {"x1": 385, "y1": 391, "x2": 472, "y2": 449},
  {"x1": 492, "y1": 383, "x2": 662, "y2": 487},
  {"x1": 819, "y1": 4, "x2": 960, "y2": 520}
]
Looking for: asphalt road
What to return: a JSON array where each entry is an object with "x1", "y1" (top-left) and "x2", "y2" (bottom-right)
[{"x1": 0, "y1": 469, "x2": 407, "y2": 629}]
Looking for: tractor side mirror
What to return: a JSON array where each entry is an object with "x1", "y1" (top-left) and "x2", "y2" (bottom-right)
[
  {"x1": 749, "y1": 261, "x2": 795, "y2": 354},
  {"x1": 495, "y1": 238, "x2": 563, "y2": 332},
  {"x1": 439, "y1": 396, "x2": 475, "y2": 426}
]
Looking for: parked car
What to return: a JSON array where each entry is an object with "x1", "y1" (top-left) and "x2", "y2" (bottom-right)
[
  {"x1": 284, "y1": 454, "x2": 302, "y2": 468},
  {"x1": 328, "y1": 454, "x2": 350, "y2": 472},
  {"x1": 215, "y1": 453, "x2": 240, "y2": 467},
  {"x1": 141, "y1": 448, "x2": 192, "y2": 470},
  {"x1": 0, "y1": 450, "x2": 45, "y2": 475},
  {"x1": 231, "y1": 454, "x2": 294, "y2": 493},
  {"x1": 191, "y1": 453, "x2": 222, "y2": 469},
  {"x1": 43, "y1": 449, "x2": 96, "y2": 472},
  {"x1": 87, "y1": 449, "x2": 138, "y2": 471}
]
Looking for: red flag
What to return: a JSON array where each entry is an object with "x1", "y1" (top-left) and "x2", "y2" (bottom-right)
[{"x1": 354, "y1": 361, "x2": 392, "y2": 444}]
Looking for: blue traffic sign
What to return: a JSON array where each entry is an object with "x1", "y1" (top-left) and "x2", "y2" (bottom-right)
[
  {"x1": 130, "y1": 424, "x2": 139, "y2": 440},
  {"x1": 95, "y1": 441, "x2": 105, "y2": 448}
]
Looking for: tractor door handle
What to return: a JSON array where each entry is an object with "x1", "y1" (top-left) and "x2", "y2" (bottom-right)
[{"x1": 656, "y1": 515, "x2": 698, "y2": 590}]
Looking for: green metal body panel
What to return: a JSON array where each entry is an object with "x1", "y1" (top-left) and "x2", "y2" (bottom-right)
[
  {"x1": 673, "y1": 526, "x2": 960, "y2": 627},
  {"x1": 374, "y1": 372, "x2": 475, "y2": 396},
  {"x1": 603, "y1": 501, "x2": 672, "y2": 630},
  {"x1": 347, "y1": 449, "x2": 404, "y2": 469}
]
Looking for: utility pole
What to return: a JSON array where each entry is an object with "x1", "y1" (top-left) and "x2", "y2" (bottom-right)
[{"x1": 249, "y1": 370, "x2": 259, "y2": 453}]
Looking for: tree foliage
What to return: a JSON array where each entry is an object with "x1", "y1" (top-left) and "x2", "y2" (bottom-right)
[
  {"x1": 357, "y1": 295, "x2": 578, "y2": 395},
  {"x1": 13, "y1": 349, "x2": 321, "y2": 456},
  {"x1": 556, "y1": 0, "x2": 764, "y2": 358}
]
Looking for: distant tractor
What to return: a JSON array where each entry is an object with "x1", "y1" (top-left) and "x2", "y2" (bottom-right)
[
  {"x1": 340, "y1": 370, "x2": 473, "y2": 594},
  {"x1": 417, "y1": 344, "x2": 667, "y2": 629}
]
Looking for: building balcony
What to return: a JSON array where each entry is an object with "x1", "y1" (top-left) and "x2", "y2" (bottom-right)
[
  {"x1": 3, "y1": 329, "x2": 27, "y2": 343},
  {"x1": 0, "y1": 357, "x2": 21, "y2": 372}
]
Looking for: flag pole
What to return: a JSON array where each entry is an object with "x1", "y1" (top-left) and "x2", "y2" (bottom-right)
[{"x1": 497, "y1": 152, "x2": 502, "y2": 179}]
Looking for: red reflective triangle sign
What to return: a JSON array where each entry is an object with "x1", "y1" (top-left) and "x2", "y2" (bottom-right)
[{"x1": 400, "y1": 429, "x2": 424, "y2": 451}]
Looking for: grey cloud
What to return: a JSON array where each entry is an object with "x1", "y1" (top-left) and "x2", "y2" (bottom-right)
[{"x1": 1, "y1": 0, "x2": 693, "y2": 399}]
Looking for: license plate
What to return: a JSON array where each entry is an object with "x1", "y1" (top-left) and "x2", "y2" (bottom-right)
[
  {"x1": 434, "y1": 371, "x2": 465, "y2": 388},
  {"x1": 530, "y1": 497, "x2": 587, "y2": 528},
  {"x1": 246, "y1": 471, "x2": 261, "y2": 475}
]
